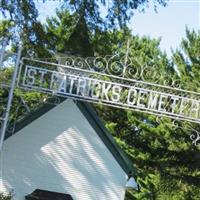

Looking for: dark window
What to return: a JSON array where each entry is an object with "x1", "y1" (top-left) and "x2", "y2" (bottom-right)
[{"x1": 25, "y1": 189, "x2": 73, "y2": 200}]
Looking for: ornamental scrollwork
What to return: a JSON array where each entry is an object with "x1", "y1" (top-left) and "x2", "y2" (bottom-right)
[
  {"x1": 190, "y1": 130, "x2": 200, "y2": 146},
  {"x1": 56, "y1": 53, "x2": 180, "y2": 90},
  {"x1": 172, "y1": 120, "x2": 200, "y2": 146}
]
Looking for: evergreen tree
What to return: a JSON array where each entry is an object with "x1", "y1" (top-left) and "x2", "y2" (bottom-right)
[
  {"x1": 173, "y1": 28, "x2": 200, "y2": 92},
  {"x1": 0, "y1": 0, "x2": 49, "y2": 57},
  {"x1": 61, "y1": 0, "x2": 167, "y2": 29},
  {"x1": 0, "y1": 0, "x2": 168, "y2": 57},
  {"x1": 0, "y1": 20, "x2": 15, "y2": 42},
  {"x1": 1, "y1": 2, "x2": 199, "y2": 200},
  {"x1": 96, "y1": 30, "x2": 200, "y2": 200},
  {"x1": 45, "y1": 9, "x2": 93, "y2": 56}
]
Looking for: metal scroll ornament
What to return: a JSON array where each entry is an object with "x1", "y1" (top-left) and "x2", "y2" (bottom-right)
[
  {"x1": 190, "y1": 131, "x2": 200, "y2": 146},
  {"x1": 60, "y1": 53, "x2": 177, "y2": 87}
]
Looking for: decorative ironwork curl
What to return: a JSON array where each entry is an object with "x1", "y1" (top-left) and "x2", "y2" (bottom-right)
[
  {"x1": 56, "y1": 53, "x2": 181, "y2": 88},
  {"x1": 190, "y1": 132, "x2": 200, "y2": 146},
  {"x1": 14, "y1": 54, "x2": 200, "y2": 145},
  {"x1": 172, "y1": 121, "x2": 200, "y2": 146}
]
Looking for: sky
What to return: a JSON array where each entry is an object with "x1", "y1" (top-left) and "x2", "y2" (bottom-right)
[
  {"x1": 129, "y1": 0, "x2": 200, "y2": 56},
  {"x1": 35, "y1": 0, "x2": 199, "y2": 57}
]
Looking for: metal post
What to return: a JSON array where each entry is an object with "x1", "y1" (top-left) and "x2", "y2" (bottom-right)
[
  {"x1": 0, "y1": 45, "x2": 22, "y2": 152},
  {"x1": 0, "y1": 40, "x2": 7, "y2": 69},
  {"x1": 123, "y1": 38, "x2": 130, "y2": 77}
]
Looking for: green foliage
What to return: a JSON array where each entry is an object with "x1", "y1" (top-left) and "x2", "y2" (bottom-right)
[
  {"x1": 0, "y1": 0, "x2": 50, "y2": 57},
  {"x1": 172, "y1": 28, "x2": 200, "y2": 92},
  {"x1": 1, "y1": 2, "x2": 200, "y2": 199},
  {"x1": 45, "y1": 9, "x2": 77, "y2": 53},
  {"x1": 45, "y1": 9, "x2": 93, "y2": 56},
  {"x1": 0, "y1": 68, "x2": 13, "y2": 83},
  {"x1": 0, "y1": 193, "x2": 12, "y2": 200},
  {"x1": 0, "y1": 0, "x2": 167, "y2": 57},
  {"x1": 0, "y1": 20, "x2": 15, "y2": 41},
  {"x1": 0, "y1": 68, "x2": 47, "y2": 128},
  {"x1": 94, "y1": 30, "x2": 200, "y2": 199},
  {"x1": 61, "y1": 0, "x2": 167, "y2": 29}
]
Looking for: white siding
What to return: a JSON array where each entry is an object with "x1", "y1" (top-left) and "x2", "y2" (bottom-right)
[{"x1": 0, "y1": 100, "x2": 127, "y2": 200}]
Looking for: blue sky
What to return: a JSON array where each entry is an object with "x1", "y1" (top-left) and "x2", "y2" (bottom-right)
[{"x1": 130, "y1": 0, "x2": 200, "y2": 56}]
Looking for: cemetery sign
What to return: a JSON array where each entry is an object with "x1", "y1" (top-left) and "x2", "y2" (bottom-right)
[{"x1": 18, "y1": 57, "x2": 200, "y2": 124}]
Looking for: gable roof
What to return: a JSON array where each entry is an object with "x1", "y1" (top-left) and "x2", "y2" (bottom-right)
[{"x1": 5, "y1": 99, "x2": 136, "y2": 177}]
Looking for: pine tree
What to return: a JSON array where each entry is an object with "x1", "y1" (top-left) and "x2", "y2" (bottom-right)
[
  {"x1": 94, "y1": 31, "x2": 200, "y2": 199},
  {"x1": 0, "y1": 0, "x2": 168, "y2": 57},
  {"x1": 1, "y1": 2, "x2": 199, "y2": 199},
  {"x1": 0, "y1": 0, "x2": 49, "y2": 57}
]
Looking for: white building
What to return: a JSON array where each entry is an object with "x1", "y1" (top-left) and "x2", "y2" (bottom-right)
[{"x1": 0, "y1": 99, "x2": 137, "y2": 200}]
